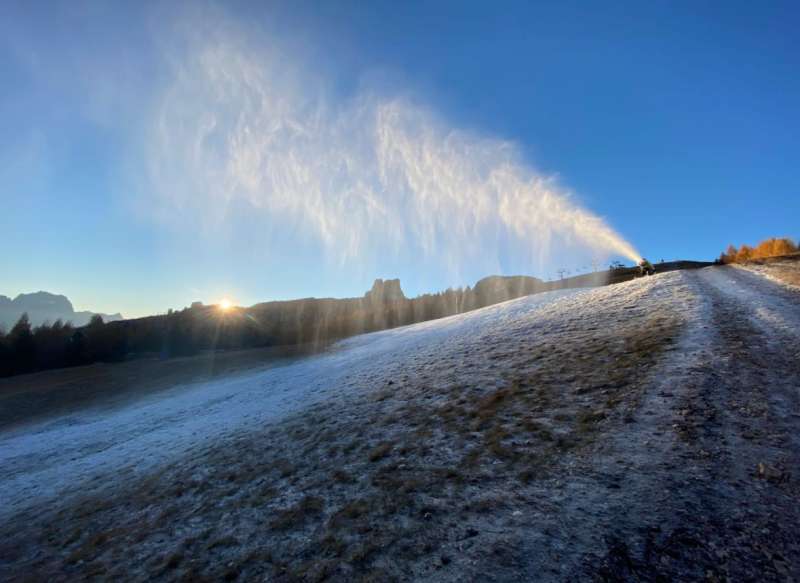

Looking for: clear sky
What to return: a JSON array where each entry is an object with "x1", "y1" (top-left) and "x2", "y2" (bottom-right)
[{"x1": 2, "y1": 1, "x2": 798, "y2": 318}]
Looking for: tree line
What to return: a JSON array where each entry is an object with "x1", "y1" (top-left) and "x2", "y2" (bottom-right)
[
  {"x1": 0, "y1": 276, "x2": 549, "y2": 378},
  {"x1": 719, "y1": 237, "x2": 798, "y2": 264},
  {"x1": 0, "y1": 314, "x2": 126, "y2": 377}
]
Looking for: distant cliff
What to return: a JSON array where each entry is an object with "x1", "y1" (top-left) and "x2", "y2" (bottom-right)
[
  {"x1": 0, "y1": 291, "x2": 122, "y2": 330},
  {"x1": 364, "y1": 279, "x2": 406, "y2": 303}
]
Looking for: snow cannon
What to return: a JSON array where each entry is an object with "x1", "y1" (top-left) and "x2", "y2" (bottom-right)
[{"x1": 638, "y1": 258, "x2": 655, "y2": 277}]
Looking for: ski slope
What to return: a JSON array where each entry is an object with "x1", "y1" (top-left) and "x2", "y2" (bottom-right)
[
  {"x1": 3, "y1": 266, "x2": 800, "y2": 581},
  {"x1": 0, "y1": 287, "x2": 586, "y2": 520}
]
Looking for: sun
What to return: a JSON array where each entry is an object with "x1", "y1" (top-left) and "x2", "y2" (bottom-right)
[{"x1": 218, "y1": 298, "x2": 233, "y2": 311}]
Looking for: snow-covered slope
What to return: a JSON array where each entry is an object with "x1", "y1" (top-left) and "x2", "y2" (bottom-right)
[
  {"x1": 737, "y1": 255, "x2": 800, "y2": 291},
  {"x1": 3, "y1": 267, "x2": 799, "y2": 582},
  {"x1": 0, "y1": 287, "x2": 586, "y2": 520}
]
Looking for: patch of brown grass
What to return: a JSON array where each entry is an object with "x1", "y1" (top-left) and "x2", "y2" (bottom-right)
[
  {"x1": 270, "y1": 496, "x2": 325, "y2": 530},
  {"x1": 367, "y1": 441, "x2": 394, "y2": 462},
  {"x1": 332, "y1": 469, "x2": 355, "y2": 483},
  {"x1": 206, "y1": 535, "x2": 238, "y2": 550},
  {"x1": 328, "y1": 498, "x2": 371, "y2": 529},
  {"x1": 272, "y1": 457, "x2": 295, "y2": 478}
]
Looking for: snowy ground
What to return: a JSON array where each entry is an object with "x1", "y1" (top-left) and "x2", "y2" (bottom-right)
[
  {"x1": 737, "y1": 254, "x2": 800, "y2": 291},
  {"x1": 2, "y1": 266, "x2": 799, "y2": 581},
  {"x1": 0, "y1": 288, "x2": 584, "y2": 521}
]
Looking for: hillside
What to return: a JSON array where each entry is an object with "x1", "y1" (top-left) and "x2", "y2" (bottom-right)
[
  {"x1": 1, "y1": 263, "x2": 711, "y2": 379},
  {"x1": 1, "y1": 264, "x2": 799, "y2": 581},
  {"x1": 116, "y1": 275, "x2": 555, "y2": 353}
]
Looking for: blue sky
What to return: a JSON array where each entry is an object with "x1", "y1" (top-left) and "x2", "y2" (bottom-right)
[{"x1": 1, "y1": 1, "x2": 798, "y2": 318}]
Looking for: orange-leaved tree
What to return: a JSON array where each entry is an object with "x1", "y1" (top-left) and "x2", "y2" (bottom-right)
[{"x1": 720, "y1": 237, "x2": 798, "y2": 264}]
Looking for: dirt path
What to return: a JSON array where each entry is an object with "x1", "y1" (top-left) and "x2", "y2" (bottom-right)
[{"x1": 559, "y1": 266, "x2": 800, "y2": 580}]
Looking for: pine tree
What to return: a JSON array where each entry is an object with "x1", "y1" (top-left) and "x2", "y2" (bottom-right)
[{"x1": 9, "y1": 313, "x2": 36, "y2": 373}]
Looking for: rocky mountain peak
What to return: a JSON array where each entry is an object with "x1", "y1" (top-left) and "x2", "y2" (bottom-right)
[{"x1": 364, "y1": 279, "x2": 406, "y2": 303}]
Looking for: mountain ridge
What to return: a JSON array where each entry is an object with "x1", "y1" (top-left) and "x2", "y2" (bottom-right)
[{"x1": 0, "y1": 291, "x2": 123, "y2": 330}]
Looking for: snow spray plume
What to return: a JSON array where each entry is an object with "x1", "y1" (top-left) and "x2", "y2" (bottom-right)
[{"x1": 147, "y1": 31, "x2": 640, "y2": 279}]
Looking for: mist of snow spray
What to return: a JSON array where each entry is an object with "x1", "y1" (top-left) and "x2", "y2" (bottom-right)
[{"x1": 147, "y1": 16, "x2": 641, "y2": 276}]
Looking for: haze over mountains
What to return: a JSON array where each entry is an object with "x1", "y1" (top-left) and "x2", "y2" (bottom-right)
[{"x1": 0, "y1": 292, "x2": 123, "y2": 330}]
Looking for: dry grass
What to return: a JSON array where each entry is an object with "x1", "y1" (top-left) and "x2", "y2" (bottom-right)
[
  {"x1": 367, "y1": 441, "x2": 393, "y2": 462},
  {"x1": 0, "y1": 278, "x2": 686, "y2": 581},
  {"x1": 743, "y1": 254, "x2": 800, "y2": 288},
  {"x1": 270, "y1": 496, "x2": 325, "y2": 530}
]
